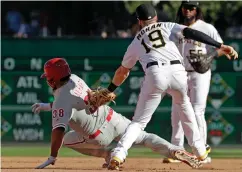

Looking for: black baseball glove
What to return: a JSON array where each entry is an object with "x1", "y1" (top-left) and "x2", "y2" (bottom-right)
[{"x1": 187, "y1": 50, "x2": 218, "y2": 74}]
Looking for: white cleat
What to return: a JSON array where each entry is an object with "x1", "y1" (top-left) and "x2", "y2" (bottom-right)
[
  {"x1": 108, "y1": 156, "x2": 124, "y2": 170},
  {"x1": 174, "y1": 150, "x2": 202, "y2": 169},
  {"x1": 200, "y1": 156, "x2": 212, "y2": 164}
]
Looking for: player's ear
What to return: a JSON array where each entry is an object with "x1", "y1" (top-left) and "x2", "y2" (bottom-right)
[
  {"x1": 154, "y1": 16, "x2": 158, "y2": 22},
  {"x1": 138, "y1": 19, "x2": 141, "y2": 26}
]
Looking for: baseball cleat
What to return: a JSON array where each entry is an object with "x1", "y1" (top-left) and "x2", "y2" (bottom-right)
[
  {"x1": 102, "y1": 162, "x2": 109, "y2": 168},
  {"x1": 103, "y1": 155, "x2": 111, "y2": 168},
  {"x1": 163, "y1": 158, "x2": 181, "y2": 163},
  {"x1": 197, "y1": 150, "x2": 209, "y2": 161},
  {"x1": 192, "y1": 147, "x2": 209, "y2": 161},
  {"x1": 103, "y1": 159, "x2": 125, "y2": 168},
  {"x1": 108, "y1": 156, "x2": 122, "y2": 170},
  {"x1": 200, "y1": 156, "x2": 212, "y2": 164},
  {"x1": 174, "y1": 150, "x2": 202, "y2": 169},
  {"x1": 205, "y1": 144, "x2": 212, "y2": 153}
]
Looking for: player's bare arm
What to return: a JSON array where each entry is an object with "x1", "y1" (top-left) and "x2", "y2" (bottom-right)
[
  {"x1": 51, "y1": 127, "x2": 65, "y2": 157},
  {"x1": 31, "y1": 102, "x2": 61, "y2": 169},
  {"x1": 109, "y1": 65, "x2": 130, "y2": 90},
  {"x1": 35, "y1": 127, "x2": 65, "y2": 169}
]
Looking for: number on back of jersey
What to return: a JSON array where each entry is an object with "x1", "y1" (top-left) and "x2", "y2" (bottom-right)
[{"x1": 141, "y1": 30, "x2": 166, "y2": 53}]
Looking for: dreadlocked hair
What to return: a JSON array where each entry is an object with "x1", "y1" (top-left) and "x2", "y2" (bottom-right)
[{"x1": 175, "y1": 4, "x2": 204, "y2": 24}]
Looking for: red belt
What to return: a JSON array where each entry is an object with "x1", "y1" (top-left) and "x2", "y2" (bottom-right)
[{"x1": 88, "y1": 108, "x2": 113, "y2": 139}]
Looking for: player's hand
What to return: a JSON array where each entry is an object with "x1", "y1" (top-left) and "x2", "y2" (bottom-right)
[
  {"x1": 35, "y1": 156, "x2": 56, "y2": 169},
  {"x1": 31, "y1": 103, "x2": 52, "y2": 114},
  {"x1": 220, "y1": 44, "x2": 238, "y2": 60}
]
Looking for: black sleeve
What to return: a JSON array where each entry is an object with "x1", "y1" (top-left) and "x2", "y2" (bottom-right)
[{"x1": 183, "y1": 28, "x2": 222, "y2": 48}]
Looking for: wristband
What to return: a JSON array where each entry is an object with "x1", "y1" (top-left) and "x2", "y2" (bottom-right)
[{"x1": 107, "y1": 82, "x2": 118, "y2": 92}]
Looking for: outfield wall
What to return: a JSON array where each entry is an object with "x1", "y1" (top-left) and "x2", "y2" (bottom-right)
[{"x1": 1, "y1": 38, "x2": 242, "y2": 145}]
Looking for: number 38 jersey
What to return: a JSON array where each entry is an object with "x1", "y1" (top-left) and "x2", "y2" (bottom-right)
[
  {"x1": 121, "y1": 22, "x2": 186, "y2": 71},
  {"x1": 51, "y1": 74, "x2": 110, "y2": 136}
]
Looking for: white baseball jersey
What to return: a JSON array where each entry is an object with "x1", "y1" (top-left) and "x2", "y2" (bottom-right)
[
  {"x1": 51, "y1": 74, "x2": 110, "y2": 136},
  {"x1": 175, "y1": 19, "x2": 223, "y2": 70},
  {"x1": 122, "y1": 22, "x2": 187, "y2": 71}
]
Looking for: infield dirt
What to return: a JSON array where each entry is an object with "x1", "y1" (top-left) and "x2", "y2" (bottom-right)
[{"x1": 1, "y1": 157, "x2": 242, "y2": 172}]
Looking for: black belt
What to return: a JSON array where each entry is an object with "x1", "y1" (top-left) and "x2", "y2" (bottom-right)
[
  {"x1": 186, "y1": 70, "x2": 195, "y2": 72},
  {"x1": 146, "y1": 60, "x2": 181, "y2": 69}
]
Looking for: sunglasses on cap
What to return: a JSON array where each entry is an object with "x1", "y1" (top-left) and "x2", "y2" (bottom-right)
[{"x1": 182, "y1": 5, "x2": 196, "y2": 11}]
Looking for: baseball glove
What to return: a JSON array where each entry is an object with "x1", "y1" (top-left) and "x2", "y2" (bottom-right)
[
  {"x1": 87, "y1": 87, "x2": 116, "y2": 107},
  {"x1": 187, "y1": 51, "x2": 215, "y2": 74}
]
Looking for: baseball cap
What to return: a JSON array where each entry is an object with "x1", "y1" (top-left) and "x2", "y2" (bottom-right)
[
  {"x1": 136, "y1": 3, "x2": 157, "y2": 20},
  {"x1": 182, "y1": 0, "x2": 199, "y2": 7}
]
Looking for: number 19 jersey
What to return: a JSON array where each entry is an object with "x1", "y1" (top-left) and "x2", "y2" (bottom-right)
[{"x1": 121, "y1": 22, "x2": 186, "y2": 71}]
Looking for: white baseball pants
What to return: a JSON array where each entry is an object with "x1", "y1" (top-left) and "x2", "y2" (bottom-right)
[
  {"x1": 171, "y1": 69, "x2": 211, "y2": 146},
  {"x1": 112, "y1": 62, "x2": 206, "y2": 161},
  {"x1": 63, "y1": 110, "x2": 181, "y2": 161}
]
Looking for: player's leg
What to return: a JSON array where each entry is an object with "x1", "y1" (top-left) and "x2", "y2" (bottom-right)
[
  {"x1": 189, "y1": 70, "x2": 212, "y2": 164},
  {"x1": 171, "y1": 102, "x2": 185, "y2": 147},
  {"x1": 134, "y1": 131, "x2": 201, "y2": 168},
  {"x1": 109, "y1": 66, "x2": 169, "y2": 169},
  {"x1": 111, "y1": 92, "x2": 164, "y2": 162},
  {"x1": 63, "y1": 130, "x2": 110, "y2": 159},
  {"x1": 189, "y1": 70, "x2": 211, "y2": 145},
  {"x1": 163, "y1": 72, "x2": 192, "y2": 163},
  {"x1": 163, "y1": 101, "x2": 184, "y2": 163},
  {"x1": 168, "y1": 67, "x2": 207, "y2": 160},
  {"x1": 109, "y1": 111, "x2": 201, "y2": 169},
  {"x1": 170, "y1": 72, "x2": 192, "y2": 149},
  {"x1": 112, "y1": 111, "x2": 178, "y2": 158}
]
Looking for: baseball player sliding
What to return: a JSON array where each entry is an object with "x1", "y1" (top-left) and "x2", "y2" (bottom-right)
[
  {"x1": 163, "y1": 1, "x2": 238, "y2": 164},
  {"x1": 33, "y1": 58, "x2": 202, "y2": 169},
  {"x1": 87, "y1": 3, "x2": 238, "y2": 170}
]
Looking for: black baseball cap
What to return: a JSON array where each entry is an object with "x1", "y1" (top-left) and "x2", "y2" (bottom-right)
[
  {"x1": 182, "y1": 0, "x2": 199, "y2": 7},
  {"x1": 136, "y1": 3, "x2": 157, "y2": 21}
]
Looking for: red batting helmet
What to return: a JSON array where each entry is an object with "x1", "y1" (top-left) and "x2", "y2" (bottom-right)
[{"x1": 41, "y1": 58, "x2": 71, "y2": 89}]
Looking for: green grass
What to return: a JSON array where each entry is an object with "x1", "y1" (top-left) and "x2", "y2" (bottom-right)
[{"x1": 1, "y1": 146, "x2": 242, "y2": 158}]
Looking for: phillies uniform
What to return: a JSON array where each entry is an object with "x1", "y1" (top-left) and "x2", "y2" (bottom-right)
[
  {"x1": 171, "y1": 19, "x2": 223, "y2": 147},
  {"x1": 51, "y1": 74, "x2": 184, "y2": 162},
  {"x1": 111, "y1": 22, "x2": 207, "y2": 162}
]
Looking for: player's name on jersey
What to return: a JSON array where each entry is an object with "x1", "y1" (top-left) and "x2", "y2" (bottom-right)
[
  {"x1": 178, "y1": 38, "x2": 202, "y2": 47},
  {"x1": 136, "y1": 23, "x2": 162, "y2": 40}
]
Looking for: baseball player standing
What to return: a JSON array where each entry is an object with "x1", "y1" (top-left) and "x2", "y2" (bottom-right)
[
  {"x1": 92, "y1": 4, "x2": 237, "y2": 170},
  {"x1": 33, "y1": 58, "x2": 201, "y2": 169},
  {"x1": 163, "y1": 1, "x2": 238, "y2": 164}
]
